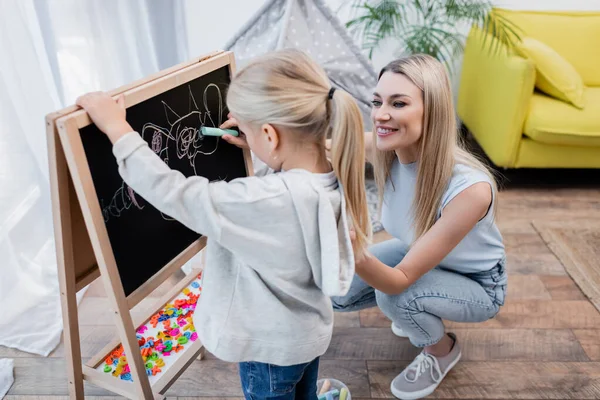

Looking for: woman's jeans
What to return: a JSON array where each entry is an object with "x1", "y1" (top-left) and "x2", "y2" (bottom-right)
[{"x1": 331, "y1": 239, "x2": 508, "y2": 347}]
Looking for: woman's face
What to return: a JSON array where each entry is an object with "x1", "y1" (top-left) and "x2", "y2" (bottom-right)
[{"x1": 370, "y1": 72, "x2": 424, "y2": 155}]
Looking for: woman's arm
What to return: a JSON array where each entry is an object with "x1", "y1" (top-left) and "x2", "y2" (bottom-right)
[{"x1": 355, "y1": 182, "x2": 492, "y2": 294}]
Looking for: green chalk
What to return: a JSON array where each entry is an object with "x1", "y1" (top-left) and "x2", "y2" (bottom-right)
[
  {"x1": 339, "y1": 388, "x2": 348, "y2": 400},
  {"x1": 201, "y1": 126, "x2": 239, "y2": 137},
  {"x1": 317, "y1": 389, "x2": 339, "y2": 400}
]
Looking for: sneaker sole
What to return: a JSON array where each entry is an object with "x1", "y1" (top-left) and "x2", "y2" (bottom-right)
[{"x1": 390, "y1": 351, "x2": 462, "y2": 400}]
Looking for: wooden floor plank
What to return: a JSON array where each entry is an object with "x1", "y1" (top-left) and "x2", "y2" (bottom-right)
[
  {"x1": 0, "y1": 345, "x2": 40, "y2": 359},
  {"x1": 540, "y1": 276, "x2": 588, "y2": 301},
  {"x1": 324, "y1": 328, "x2": 419, "y2": 361},
  {"x1": 7, "y1": 183, "x2": 600, "y2": 399},
  {"x1": 57, "y1": 325, "x2": 116, "y2": 359},
  {"x1": 359, "y1": 308, "x2": 390, "y2": 328},
  {"x1": 506, "y1": 275, "x2": 551, "y2": 300},
  {"x1": 367, "y1": 361, "x2": 600, "y2": 399},
  {"x1": 7, "y1": 358, "x2": 115, "y2": 396},
  {"x1": 506, "y1": 253, "x2": 566, "y2": 276},
  {"x1": 495, "y1": 220, "x2": 538, "y2": 234},
  {"x1": 326, "y1": 328, "x2": 588, "y2": 362},
  {"x1": 447, "y1": 300, "x2": 600, "y2": 329},
  {"x1": 163, "y1": 360, "x2": 370, "y2": 398},
  {"x1": 334, "y1": 311, "x2": 361, "y2": 328},
  {"x1": 175, "y1": 398, "x2": 242, "y2": 400},
  {"x1": 450, "y1": 329, "x2": 589, "y2": 362},
  {"x1": 163, "y1": 361, "x2": 242, "y2": 397},
  {"x1": 4, "y1": 397, "x2": 130, "y2": 400},
  {"x1": 573, "y1": 330, "x2": 600, "y2": 361},
  {"x1": 504, "y1": 232, "x2": 552, "y2": 255},
  {"x1": 319, "y1": 360, "x2": 371, "y2": 398},
  {"x1": 360, "y1": 300, "x2": 600, "y2": 329}
]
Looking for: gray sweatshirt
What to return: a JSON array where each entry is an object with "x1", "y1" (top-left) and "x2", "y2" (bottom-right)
[{"x1": 113, "y1": 132, "x2": 355, "y2": 365}]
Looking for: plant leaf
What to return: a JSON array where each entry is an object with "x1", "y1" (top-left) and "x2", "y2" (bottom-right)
[
  {"x1": 346, "y1": 0, "x2": 408, "y2": 58},
  {"x1": 345, "y1": 0, "x2": 523, "y2": 61}
]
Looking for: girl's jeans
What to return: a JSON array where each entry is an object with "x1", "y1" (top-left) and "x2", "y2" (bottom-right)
[
  {"x1": 239, "y1": 357, "x2": 320, "y2": 399},
  {"x1": 332, "y1": 238, "x2": 508, "y2": 347}
]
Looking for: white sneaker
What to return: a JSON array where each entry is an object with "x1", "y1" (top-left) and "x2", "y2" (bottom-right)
[
  {"x1": 390, "y1": 333, "x2": 462, "y2": 400},
  {"x1": 391, "y1": 322, "x2": 409, "y2": 338}
]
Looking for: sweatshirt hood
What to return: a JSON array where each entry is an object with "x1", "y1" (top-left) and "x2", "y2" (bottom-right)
[{"x1": 279, "y1": 170, "x2": 355, "y2": 297}]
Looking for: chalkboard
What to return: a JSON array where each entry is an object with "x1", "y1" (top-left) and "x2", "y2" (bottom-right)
[{"x1": 79, "y1": 65, "x2": 246, "y2": 295}]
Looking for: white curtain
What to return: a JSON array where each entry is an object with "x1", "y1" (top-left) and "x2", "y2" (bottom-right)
[{"x1": 0, "y1": 0, "x2": 187, "y2": 356}]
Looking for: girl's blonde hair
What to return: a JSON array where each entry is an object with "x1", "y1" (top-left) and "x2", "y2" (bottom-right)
[
  {"x1": 373, "y1": 54, "x2": 497, "y2": 241},
  {"x1": 227, "y1": 49, "x2": 371, "y2": 256}
]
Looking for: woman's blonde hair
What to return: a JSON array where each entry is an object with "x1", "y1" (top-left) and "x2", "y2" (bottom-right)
[
  {"x1": 227, "y1": 49, "x2": 371, "y2": 256},
  {"x1": 373, "y1": 54, "x2": 497, "y2": 241}
]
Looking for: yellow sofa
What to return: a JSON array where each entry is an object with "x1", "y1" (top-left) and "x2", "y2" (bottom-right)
[{"x1": 457, "y1": 9, "x2": 600, "y2": 168}]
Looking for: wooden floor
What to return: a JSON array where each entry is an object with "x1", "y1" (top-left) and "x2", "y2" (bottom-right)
[{"x1": 3, "y1": 169, "x2": 600, "y2": 399}]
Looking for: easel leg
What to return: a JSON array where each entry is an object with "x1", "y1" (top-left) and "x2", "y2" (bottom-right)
[
  {"x1": 197, "y1": 346, "x2": 206, "y2": 360},
  {"x1": 59, "y1": 285, "x2": 85, "y2": 398},
  {"x1": 196, "y1": 251, "x2": 206, "y2": 363},
  {"x1": 50, "y1": 126, "x2": 85, "y2": 399}
]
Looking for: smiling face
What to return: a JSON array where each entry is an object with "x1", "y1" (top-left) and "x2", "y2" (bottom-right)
[{"x1": 370, "y1": 72, "x2": 424, "y2": 161}]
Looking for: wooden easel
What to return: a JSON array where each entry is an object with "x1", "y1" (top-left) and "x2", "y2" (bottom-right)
[{"x1": 47, "y1": 51, "x2": 252, "y2": 399}]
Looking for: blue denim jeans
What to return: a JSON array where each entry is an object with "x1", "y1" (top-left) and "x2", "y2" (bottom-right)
[
  {"x1": 331, "y1": 238, "x2": 507, "y2": 347},
  {"x1": 239, "y1": 357, "x2": 320, "y2": 400}
]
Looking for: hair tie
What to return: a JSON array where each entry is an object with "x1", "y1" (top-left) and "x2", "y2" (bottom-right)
[{"x1": 328, "y1": 87, "x2": 336, "y2": 100}]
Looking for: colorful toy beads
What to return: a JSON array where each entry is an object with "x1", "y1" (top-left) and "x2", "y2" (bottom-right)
[{"x1": 100, "y1": 273, "x2": 202, "y2": 380}]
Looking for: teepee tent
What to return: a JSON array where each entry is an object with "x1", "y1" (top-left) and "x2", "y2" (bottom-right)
[
  {"x1": 224, "y1": 0, "x2": 378, "y2": 123},
  {"x1": 225, "y1": 0, "x2": 383, "y2": 232}
]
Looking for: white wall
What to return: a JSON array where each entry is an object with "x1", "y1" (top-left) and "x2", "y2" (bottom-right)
[
  {"x1": 184, "y1": 0, "x2": 355, "y2": 58},
  {"x1": 184, "y1": 0, "x2": 600, "y2": 94},
  {"x1": 186, "y1": 0, "x2": 600, "y2": 67},
  {"x1": 185, "y1": 0, "x2": 265, "y2": 58}
]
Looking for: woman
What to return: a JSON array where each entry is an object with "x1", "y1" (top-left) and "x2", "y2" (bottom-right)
[{"x1": 332, "y1": 54, "x2": 507, "y2": 400}]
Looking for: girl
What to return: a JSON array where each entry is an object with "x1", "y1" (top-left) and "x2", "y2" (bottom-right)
[
  {"x1": 77, "y1": 49, "x2": 371, "y2": 400},
  {"x1": 332, "y1": 54, "x2": 507, "y2": 400}
]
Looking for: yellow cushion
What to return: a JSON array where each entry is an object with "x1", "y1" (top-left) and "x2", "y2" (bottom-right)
[
  {"x1": 515, "y1": 37, "x2": 585, "y2": 109},
  {"x1": 524, "y1": 87, "x2": 600, "y2": 147},
  {"x1": 493, "y1": 9, "x2": 600, "y2": 86}
]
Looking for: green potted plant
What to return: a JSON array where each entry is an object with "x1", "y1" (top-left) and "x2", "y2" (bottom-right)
[{"x1": 346, "y1": 0, "x2": 521, "y2": 73}]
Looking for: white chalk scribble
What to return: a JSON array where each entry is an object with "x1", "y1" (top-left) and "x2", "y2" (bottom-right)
[{"x1": 102, "y1": 84, "x2": 226, "y2": 223}]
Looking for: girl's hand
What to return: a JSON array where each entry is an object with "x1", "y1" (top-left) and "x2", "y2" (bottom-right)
[
  {"x1": 220, "y1": 114, "x2": 249, "y2": 149},
  {"x1": 76, "y1": 92, "x2": 133, "y2": 144}
]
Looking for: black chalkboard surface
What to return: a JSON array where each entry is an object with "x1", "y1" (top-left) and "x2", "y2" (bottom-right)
[{"x1": 79, "y1": 66, "x2": 246, "y2": 295}]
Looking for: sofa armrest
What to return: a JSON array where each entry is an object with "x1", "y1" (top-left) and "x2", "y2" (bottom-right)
[{"x1": 457, "y1": 27, "x2": 536, "y2": 168}]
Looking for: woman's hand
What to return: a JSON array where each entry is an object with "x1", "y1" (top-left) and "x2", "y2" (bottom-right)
[
  {"x1": 220, "y1": 114, "x2": 249, "y2": 149},
  {"x1": 349, "y1": 229, "x2": 370, "y2": 267},
  {"x1": 350, "y1": 229, "x2": 408, "y2": 295},
  {"x1": 76, "y1": 92, "x2": 133, "y2": 144}
]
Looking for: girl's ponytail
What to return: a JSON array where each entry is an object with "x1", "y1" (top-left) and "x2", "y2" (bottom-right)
[
  {"x1": 329, "y1": 89, "x2": 371, "y2": 257},
  {"x1": 227, "y1": 49, "x2": 372, "y2": 256}
]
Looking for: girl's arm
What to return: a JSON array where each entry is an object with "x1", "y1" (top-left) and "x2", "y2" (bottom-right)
[
  {"x1": 111, "y1": 131, "x2": 225, "y2": 238},
  {"x1": 355, "y1": 182, "x2": 492, "y2": 294},
  {"x1": 75, "y1": 93, "x2": 242, "y2": 240}
]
